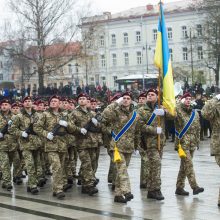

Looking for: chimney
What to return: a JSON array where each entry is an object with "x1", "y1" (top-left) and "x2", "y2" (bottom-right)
[
  {"x1": 103, "y1": 12, "x2": 111, "y2": 19},
  {"x1": 146, "y1": 4, "x2": 154, "y2": 11}
]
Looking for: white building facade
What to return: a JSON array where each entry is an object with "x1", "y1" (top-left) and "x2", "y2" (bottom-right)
[{"x1": 81, "y1": 1, "x2": 215, "y2": 90}]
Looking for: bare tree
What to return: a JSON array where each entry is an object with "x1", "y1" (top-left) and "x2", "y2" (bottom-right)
[
  {"x1": 193, "y1": 0, "x2": 220, "y2": 86},
  {"x1": 6, "y1": 0, "x2": 89, "y2": 94}
]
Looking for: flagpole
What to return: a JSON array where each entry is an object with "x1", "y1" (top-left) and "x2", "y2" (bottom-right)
[{"x1": 157, "y1": 0, "x2": 162, "y2": 152}]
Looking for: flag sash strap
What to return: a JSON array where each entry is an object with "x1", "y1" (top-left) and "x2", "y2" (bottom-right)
[
  {"x1": 111, "y1": 111, "x2": 137, "y2": 142},
  {"x1": 175, "y1": 110, "x2": 196, "y2": 139},
  {"x1": 146, "y1": 113, "x2": 157, "y2": 126}
]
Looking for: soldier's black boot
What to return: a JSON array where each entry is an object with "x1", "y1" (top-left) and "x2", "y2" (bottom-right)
[
  {"x1": 193, "y1": 186, "x2": 204, "y2": 195},
  {"x1": 147, "y1": 191, "x2": 156, "y2": 199},
  {"x1": 124, "y1": 192, "x2": 134, "y2": 201},
  {"x1": 111, "y1": 184, "x2": 115, "y2": 191},
  {"x1": 0, "y1": 171, "x2": 2, "y2": 180},
  {"x1": 67, "y1": 177, "x2": 74, "y2": 185},
  {"x1": 218, "y1": 202, "x2": 220, "y2": 207},
  {"x1": 175, "y1": 188, "x2": 189, "y2": 196},
  {"x1": 114, "y1": 195, "x2": 127, "y2": 203},
  {"x1": 13, "y1": 177, "x2": 22, "y2": 185},
  {"x1": 57, "y1": 192, "x2": 65, "y2": 200},
  {"x1": 77, "y1": 179, "x2": 82, "y2": 186},
  {"x1": 6, "y1": 184, "x2": 13, "y2": 191},
  {"x1": 63, "y1": 184, "x2": 72, "y2": 192},
  {"x1": 93, "y1": 178, "x2": 99, "y2": 186},
  {"x1": 81, "y1": 186, "x2": 89, "y2": 194},
  {"x1": 30, "y1": 187, "x2": 39, "y2": 195},
  {"x1": 155, "y1": 190, "x2": 165, "y2": 200},
  {"x1": 37, "y1": 178, "x2": 46, "y2": 187},
  {"x1": 88, "y1": 186, "x2": 98, "y2": 196}
]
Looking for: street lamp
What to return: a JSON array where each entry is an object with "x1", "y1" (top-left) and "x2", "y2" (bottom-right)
[{"x1": 142, "y1": 44, "x2": 151, "y2": 90}]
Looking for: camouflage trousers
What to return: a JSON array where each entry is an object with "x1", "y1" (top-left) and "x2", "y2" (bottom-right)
[
  {"x1": 40, "y1": 150, "x2": 51, "y2": 176},
  {"x1": 115, "y1": 152, "x2": 132, "y2": 196},
  {"x1": 22, "y1": 150, "x2": 42, "y2": 188},
  {"x1": 0, "y1": 150, "x2": 20, "y2": 186},
  {"x1": 66, "y1": 146, "x2": 78, "y2": 178},
  {"x1": 77, "y1": 148, "x2": 96, "y2": 187},
  {"x1": 107, "y1": 148, "x2": 116, "y2": 184},
  {"x1": 16, "y1": 149, "x2": 26, "y2": 177},
  {"x1": 147, "y1": 148, "x2": 162, "y2": 191},
  {"x1": 139, "y1": 149, "x2": 150, "y2": 187},
  {"x1": 215, "y1": 155, "x2": 220, "y2": 205},
  {"x1": 48, "y1": 152, "x2": 67, "y2": 193},
  {"x1": 176, "y1": 150, "x2": 198, "y2": 189}
]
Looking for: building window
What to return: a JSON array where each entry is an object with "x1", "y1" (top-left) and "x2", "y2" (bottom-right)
[
  {"x1": 169, "y1": 48, "x2": 173, "y2": 61},
  {"x1": 111, "y1": 34, "x2": 116, "y2": 45},
  {"x1": 100, "y1": 55, "x2": 106, "y2": 67},
  {"x1": 182, "y1": 26, "x2": 188, "y2": 38},
  {"x1": 198, "y1": 46, "x2": 203, "y2": 60},
  {"x1": 153, "y1": 29, "x2": 157, "y2": 41},
  {"x1": 112, "y1": 53, "x2": 117, "y2": 66},
  {"x1": 100, "y1": 35, "x2": 105, "y2": 47},
  {"x1": 137, "y1": 51, "x2": 142, "y2": 64},
  {"x1": 182, "y1": 47, "x2": 188, "y2": 61},
  {"x1": 197, "y1": 24, "x2": 202, "y2": 37},
  {"x1": 123, "y1": 33, "x2": 128, "y2": 44},
  {"x1": 136, "y1": 31, "x2": 141, "y2": 42},
  {"x1": 167, "y1": 27, "x2": 173, "y2": 39},
  {"x1": 0, "y1": 74, "x2": 3, "y2": 80},
  {"x1": 124, "y1": 52, "x2": 129, "y2": 65},
  {"x1": 113, "y1": 76, "x2": 117, "y2": 87}
]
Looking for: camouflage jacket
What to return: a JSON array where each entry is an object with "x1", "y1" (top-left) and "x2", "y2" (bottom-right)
[
  {"x1": 67, "y1": 106, "x2": 100, "y2": 149},
  {"x1": 33, "y1": 108, "x2": 68, "y2": 152},
  {"x1": 138, "y1": 103, "x2": 167, "y2": 151},
  {"x1": 101, "y1": 103, "x2": 141, "y2": 153},
  {"x1": 201, "y1": 98, "x2": 220, "y2": 155},
  {"x1": 0, "y1": 111, "x2": 18, "y2": 151},
  {"x1": 174, "y1": 103, "x2": 200, "y2": 151},
  {"x1": 9, "y1": 109, "x2": 41, "y2": 151}
]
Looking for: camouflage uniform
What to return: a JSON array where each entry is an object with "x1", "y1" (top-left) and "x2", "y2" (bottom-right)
[
  {"x1": 202, "y1": 97, "x2": 220, "y2": 205},
  {"x1": 102, "y1": 103, "x2": 141, "y2": 198},
  {"x1": 138, "y1": 103, "x2": 167, "y2": 195},
  {"x1": 67, "y1": 106, "x2": 99, "y2": 190},
  {"x1": 9, "y1": 109, "x2": 42, "y2": 190},
  {"x1": 0, "y1": 111, "x2": 21, "y2": 189},
  {"x1": 64, "y1": 110, "x2": 77, "y2": 182},
  {"x1": 33, "y1": 108, "x2": 68, "y2": 194},
  {"x1": 136, "y1": 103, "x2": 149, "y2": 188},
  {"x1": 175, "y1": 103, "x2": 201, "y2": 190}
]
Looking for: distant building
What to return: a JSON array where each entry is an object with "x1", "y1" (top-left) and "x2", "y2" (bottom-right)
[{"x1": 81, "y1": 0, "x2": 215, "y2": 89}]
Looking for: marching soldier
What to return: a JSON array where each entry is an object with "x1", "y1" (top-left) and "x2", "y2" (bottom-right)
[
  {"x1": 102, "y1": 92, "x2": 141, "y2": 203},
  {"x1": 34, "y1": 95, "x2": 71, "y2": 199},
  {"x1": 136, "y1": 92, "x2": 149, "y2": 189},
  {"x1": 202, "y1": 93, "x2": 220, "y2": 206},
  {"x1": 138, "y1": 88, "x2": 172, "y2": 200},
  {"x1": 9, "y1": 96, "x2": 43, "y2": 195},
  {"x1": 0, "y1": 99, "x2": 22, "y2": 191},
  {"x1": 175, "y1": 93, "x2": 204, "y2": 196},
  {"x1": 67, "y1": 93, "x2": 100, "y2": 196}
]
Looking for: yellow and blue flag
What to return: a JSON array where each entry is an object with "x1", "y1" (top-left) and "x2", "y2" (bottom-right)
[{"x1": 154, "y1": 2, "x2": 176, "y2": 116}]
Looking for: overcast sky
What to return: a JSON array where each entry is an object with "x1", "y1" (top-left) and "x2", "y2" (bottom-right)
[{"x1": 92, "y1": 0, "x2": 183, "y2": 13}]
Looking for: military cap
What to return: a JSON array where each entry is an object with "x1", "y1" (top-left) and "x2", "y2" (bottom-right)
[
  {"x1": 49, "y1": 95, "x2": 60, "y2": 104},
  {"x1": 0, "y1": 99, "x2": 11, "y2": 105},
  {"x1": 61, "y1": 97, "x2": 70, "y2": 103},
  {"x1": 77, "y1": 93, "x2": 87, "y2": 100},
  {"x1": 110, "y1": 93, "x2": 121, "y2": 102},
  {"x1": 181, "y1": 92, "x2": 192, "y2": 100},
  {"x1": 90, "y1": 98, "x2": 97, "y2": 103},
  {"x1": 138, "y1": 92, "x2": 147, "y2": 99},
  {"x1": 146, "y1": 88, "x2": 158, "y2": 96},
  {"x1": 122, "y1": 91, "x2": 133, "y2": 98},
  {"x1": 22, "y1": 96, "x2": 32, "y2": 103},
  {"x1": 35, "y1": 100, "x2": 45, "y2": 105},
  {"x1": 11, "y1": 103, "x2": 20, "y2": 108}
]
